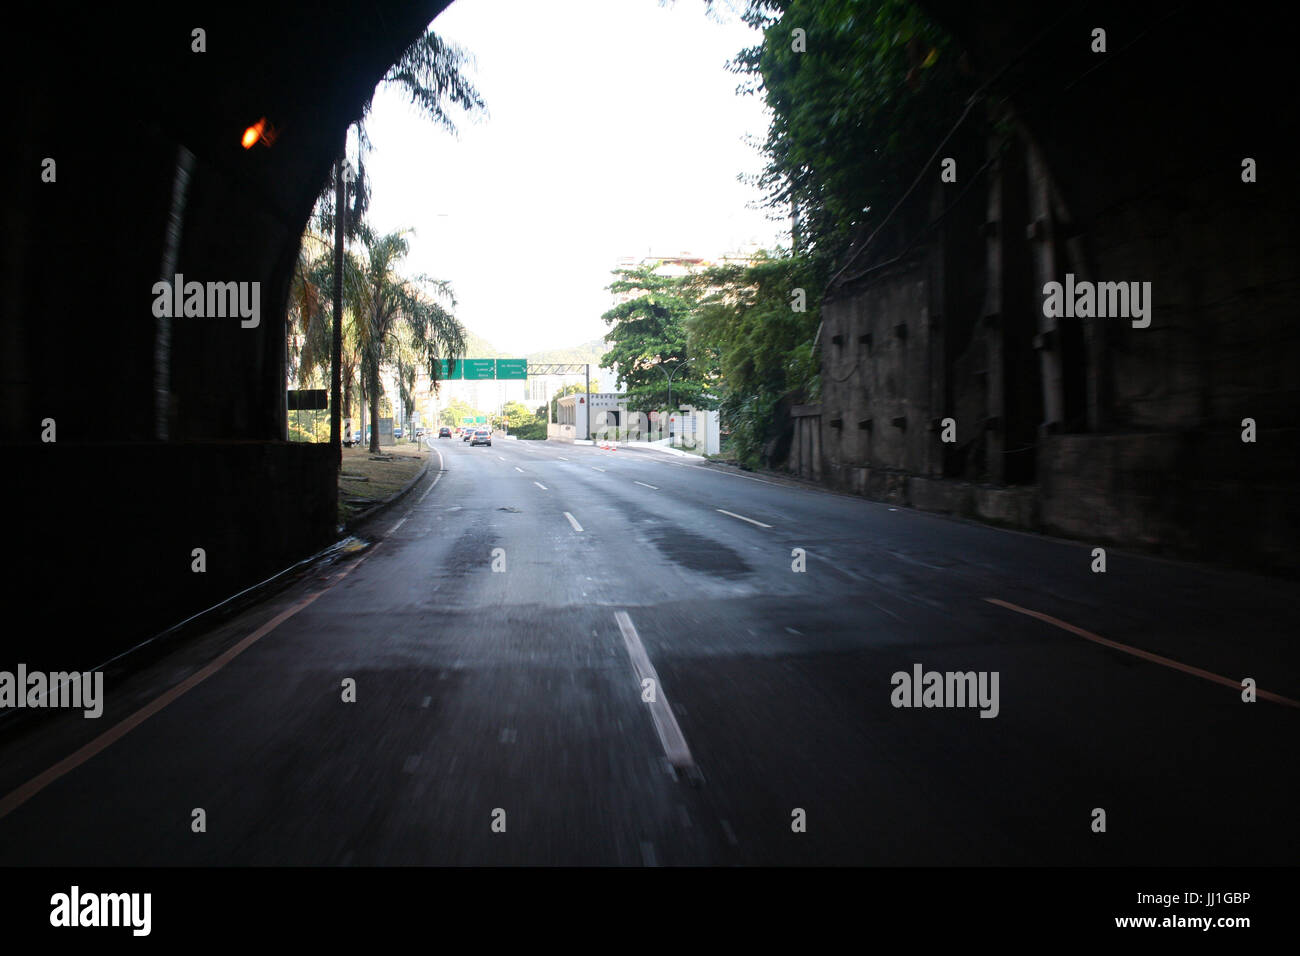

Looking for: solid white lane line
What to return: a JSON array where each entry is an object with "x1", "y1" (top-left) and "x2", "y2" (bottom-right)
[
  {"x1": 716, "y1": 508, "x2": 772, "y2": 529},
  {"x1": 634, "y1": 481, "x2": 658, "y2": 490},
  {"x1": 720, "y1": 820, "x2": 739, "y2": 846},
  {"x1": 415, "y1": 446, "x2": 446, "y2": 504},
  {"x1": 591, "y1": 466, "x2": 606, "y2": 473},
  {"x1": 389, "y1": 517, "x2": 407, "y2": 532},
  {"x1": 614, "y1": 611, "x2": 696, "y2": 770},
  {"x1": 563, "y1": 512, "x2": 584, "y2": 532},
  {"x1": 558, "y1": 456, "x2": 569, "y2": 460},
  {"x1": 534, "y1": 481, "x2": 548, "y2": 491},
  {"x1": 702, "y1": 469, "x2": 781, "y2": 487}
]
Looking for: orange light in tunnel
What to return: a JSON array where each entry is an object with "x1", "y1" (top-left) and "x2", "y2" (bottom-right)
[{"x1": 241, "y1": 118, "x2": 266, "y2": 149}]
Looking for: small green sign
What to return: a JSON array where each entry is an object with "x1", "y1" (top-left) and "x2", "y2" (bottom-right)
[
  {"x1": 462, "y1": 416, "x2": 474, "y2": 424},
  {"x1": 475, "y1": 416, "x2": 487, "y2": 424},
  {"x1": 461, "y1": 359, "x2": 497, "y2": 380},
  {"x1": 496, "y1": 359, "x2": 528, "y2": 380},
  {"x1": 437, "y1": 358, "x2": 464, "y2": 380}
]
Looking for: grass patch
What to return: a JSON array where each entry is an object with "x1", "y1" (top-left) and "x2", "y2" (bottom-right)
[{"x1": 338, "y1": 443, "x2": 429, "y2": 524}]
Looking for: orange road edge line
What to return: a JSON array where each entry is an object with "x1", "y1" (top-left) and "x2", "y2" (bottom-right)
[
  {"x1": 984, "y1": 597, "x2": 1300, "y2": 709},
  {"x1": 0, "y1": 561, "x2": 364, "y2": 822}
]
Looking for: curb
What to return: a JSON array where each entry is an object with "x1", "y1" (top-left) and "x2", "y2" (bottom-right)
[
  {"x1": 620, "y1": 442, "x2": 698, "y2": 458},
  {"x1": 340, "y1": 447, "x2": 433, "y2": 533}
]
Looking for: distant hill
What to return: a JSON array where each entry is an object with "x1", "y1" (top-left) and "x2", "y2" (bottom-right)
[
  {"x1": 527, "y1": 337, "x2": 613, "y2": 372},
  {"x1": 459, "y1": 329, "x2": 504, "y2": 359}
]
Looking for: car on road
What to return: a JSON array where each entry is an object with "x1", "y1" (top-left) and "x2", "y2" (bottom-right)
[
  {"x1": 462, "y1": 428, "x2": 474, "y2": 441},
  {"x1": 438, "y1": 426, "x2": 452, "y2": 438},
  {"x1": 471, "y1": 427, "x2": 492, "y2": 447}
]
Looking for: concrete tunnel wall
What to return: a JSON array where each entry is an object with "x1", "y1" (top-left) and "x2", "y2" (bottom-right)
[
  {"x1": 3, "y1": 2, "x2": 451, "y2": 667},
  {"x1": 813, "y1": 0, "x2": 1299, "y2": 574}
]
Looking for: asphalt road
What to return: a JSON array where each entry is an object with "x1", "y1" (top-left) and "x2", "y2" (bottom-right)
[{"x1": 0, "y1": 436, "x2": 1295, "y2": 865}]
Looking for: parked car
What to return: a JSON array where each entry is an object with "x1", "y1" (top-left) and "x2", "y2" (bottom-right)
[
  {"x1": 438, "y1": 426, "x2": 452, "y2": 438},
  {"x1": 471, "y1": 427, "x2": 492, "y2": 447},
  {"x1": 393, "y1": 426, "x2": 403, "y2": 439}
]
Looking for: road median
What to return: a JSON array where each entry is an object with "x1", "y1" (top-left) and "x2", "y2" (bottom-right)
[{"x1": 339, "y1": 443, "x2": 432, "y2": 531}]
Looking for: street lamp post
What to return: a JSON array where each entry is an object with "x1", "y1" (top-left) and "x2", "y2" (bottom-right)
[{"x1": 656, "y1": 359, "x2": 689, "y2": 441}]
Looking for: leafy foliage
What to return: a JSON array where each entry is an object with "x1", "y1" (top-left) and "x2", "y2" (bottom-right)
[
  {"x1": 730, "y1": 0, "x2": 973, "y2": 269},
  {"x1": 374, "y1": 31, "x2": 487, "y2": 136},
  {"x1": 292, "y1": 25, "x2": 486, "y2": 447},
  {"x1": 654, "y1": 0, "x2": 971, "y2": 468},
  {"x1": 314, "y1": 28, "x2": 486, "y2": 241},
  {"x1": 686, "y1": 253, "x2": 822, "y2": 467},
  {"x1": 332, "y1": 229, "x2": 466, "y2": 451},
  {"x1": 600, "y1": 264, "x2": 717, "y2": 413},
  {"x1": 439, "y1": 397, "x2": 484, "y2": 427}
]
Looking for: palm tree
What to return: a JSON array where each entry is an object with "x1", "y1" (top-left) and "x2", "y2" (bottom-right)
[
  {"x1": 344, "y1": 229, "x2": 465, "y2": 453},
  {"x1": 302, "y1": 25, "x2": 485, "y2": 456},
  {"x1": 291, "y1": 229, "x2": 363, "y2": 439},
  {"x1": 313, "y1": 30, "x2": 485, "y2": 242}
]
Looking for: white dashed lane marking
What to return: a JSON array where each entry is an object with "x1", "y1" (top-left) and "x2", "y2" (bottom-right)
[
  {"x1": 614, "y1": 611, "x2": 696, "y2": 772},
  {"x1": 716, "y1": 508, "x2": 772, "y2": 529}
]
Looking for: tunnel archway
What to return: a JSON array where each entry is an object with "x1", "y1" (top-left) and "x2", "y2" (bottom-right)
[
  {"x1": 6, "y1": 1, "x2": 1298, "y2": 664},
  {"x1": 5, "y1": 2, "x2": 452, "y2": 661}
]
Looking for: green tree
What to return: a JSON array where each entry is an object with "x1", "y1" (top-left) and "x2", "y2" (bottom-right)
[
  {"x1": 687, "y1": 253, "x2": 821, "y2": 467},
  {"x1": 314, "y1": 29, "x2": 486, "y2": 247},
  {"x1": 500, "y1": 401, "x2": 534, "y2": 430},
  {"x1": 600, "y1": 264, "x2": 716, "y2": 413},
  {"x1": 291, "y1": 229, "x2": 368, "y2": 438},
  {"x1": 344, "y1": 230, "x2": 466, "y2": 453},
  {"x1": 729, "y1": 0, "x2": 972, "y2": 272},
  {"x1": 294, "y1": 25, "x2": 486, "y2": 452},
  {"x1": 439, "y1": 397, "x2": 483, "y2": 427}
]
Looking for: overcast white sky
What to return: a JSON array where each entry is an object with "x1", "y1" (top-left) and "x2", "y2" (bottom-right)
[{"x1": 361, "y1": 0, "x2": 784, "y2": 355}]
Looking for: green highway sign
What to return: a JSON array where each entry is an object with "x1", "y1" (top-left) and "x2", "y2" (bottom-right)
[
  {"x1": 462, "y1": 416, "x2": 474, "y2": 424},
  {"x1": 476, "y1": 416, "x2": 487, "y2": 423},
  {"x1": 461, "y1": 358, "x2": 497, "y2": 380},
  {"x1": 439, "y1": 358, "x2": 529, "y2": 380}
]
